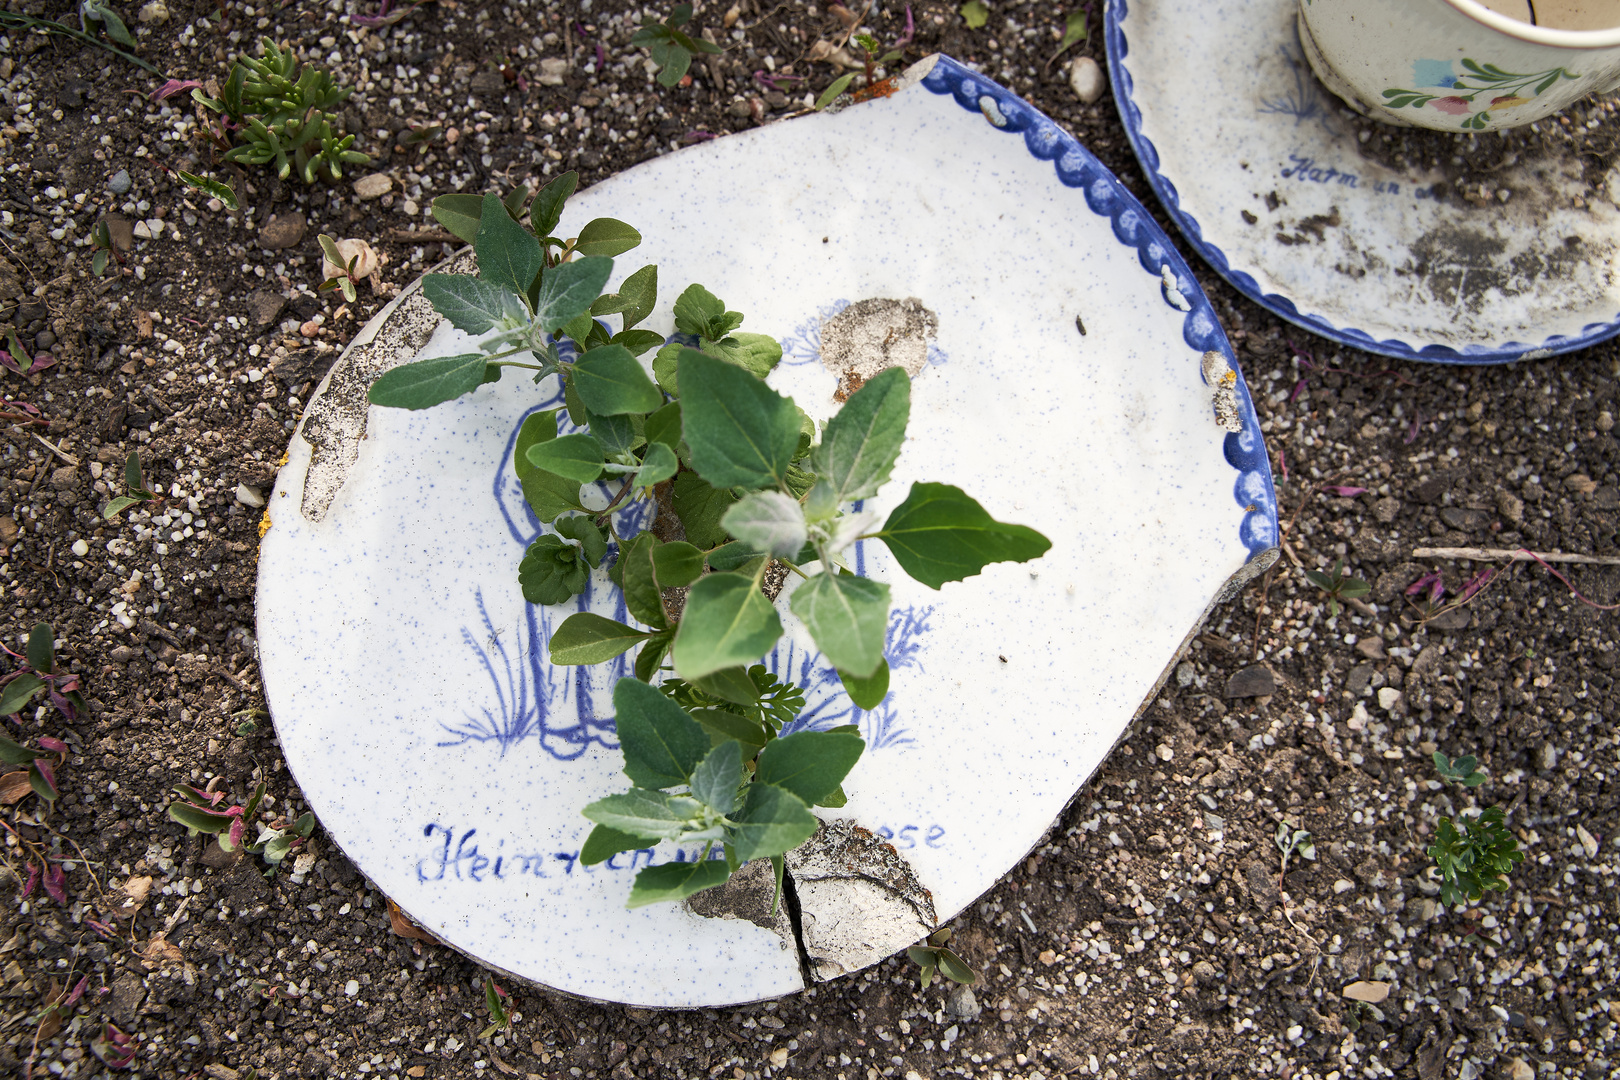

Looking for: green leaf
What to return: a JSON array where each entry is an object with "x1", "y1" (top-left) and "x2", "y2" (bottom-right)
[
  {"x1": 618, "y1": 531, "x2": 669, "y2": 629},
  {"x1": 626, "y1": 859, "x2": 731, "y2": 908},
  {"x1": 678, "y1": 349, "x2": 800, "y2": 490},
  {"x1": 691, "y1": 709, "x2": 768, "y2": 756},
  {"x1": 421, "y1": 274, "x2": 530, "y2": 334},
  {"x1": 704, "y1": 333, "x2": 782, "y2": 378},
  {"x1": 672, "y1": 284, "x2": 733, "y2": 338},
  {"x1": 582, "y1": 789, "x2": 703, "y2": 840},
  {"x1": 838, "y1": 659, "x2": 890, "y2": 710},
  {"x1": 672, "y1": 471, "x2": 737, "y2": 549},
  {"x1": 177, "y1": 171, "x2": 239, "y2": 211},
  {"x1": 652, "y1": 342, "x2": 683, "y2": 396},
  {"x1": 613, "y1": 329, "x2": 667, "y2": 356},
  {"x1": 614, "y1": 678, "x2": 710, "y2": 789},
  {"x1": 1338, "y1": 577, "x2": 1372, "y2": 600},
  {"x1": 705, "y1": 541, "x2": 762, "y2": 572},
  {"x1": 525, "y1": 433, "x2": 605, "y2": 483},
  {"x1": 645, "y1": 401, "x2": 683, "y2": 451},
  {"x1": 580, "y1": 823, "x2": 647, "y2": 866},
  {"x1": 368, "y1": 353, "x2": 491, "y2": 410},
  {"x1": 23, "y1": 625, "x2": 49, "y2": 676},
  {"x1": 534, "y1": 256, "x2": 614, "y2": 333},
  {"x1": 432, "y1": 193, "x2": 485, "y2": 245},
  {"x1": 816, "y1": 72, "x2": 857, "y2": 110},
  {"x1": 0, "y1": 729, "x2": 41, "y2": 764},
  {"x1": 814, "y1": 366, "x2": 910, "y2": 503},
  {"x1": 960, "y1": 0, "x2": 990, "y2": 29},
  {"x1": 689, "y1": 740, "x2": 744, "y2": 814},
  {"x1": 560, "y1": 311, "x2": 597, "y2": 351},
  {"x1": 634, "y1": 630, "x2": 674, "y2": 682},
  {"x1": 501, "y1": 183, "x2": 530, "y2": 222},
  {"x1": 790, "y1": 573, "x2": 890, "y2": 677},
  {"x1": 673, "y1": 571, "x2": 784, "y2": 679},
  {"x1": 729, "y1": 783, "x2": 817, "y2": 863},
  {"x1": 571, "y1": 344, "x2": 663, "y2": 416},
  {"x1": 690, "y1": 667, "x2": 762, "y2": 707},
  {"x1": 635, "y1": 442, "x2": 679, "y2": 491},
  {"x1": 575, "y1": 218, "x2": 642, "y2": 258},
  {"x1": 520, "y1": 468, "x2": 586, "y2": 523},
  {"x1": 591, "y1": 264, "x2": 658, "y2": 330},
  {"x1": 514, "y1": 409, "x2": 559, "y2": 479},
  {"x1": 475, "y1": 191, "x2": 544, "y2": 296},
  {"x1": 877, "y1": 482, "x2": 1051, "y2": 589},
  {"x1": 1056, "y1": 10, "x2": 1088, "y2": 54},
  {"x1": 549, "y1": 614, "x2": 652, "y2": 665},
  {"x1": 720, "y1": 491, "x2": 807, "y2": 558},
  {"x1": 651, "y1": 541, "x2": 706, "y2": 588},
  {"x1": 97, "y1": 6, "x2": 137, "y2": 49},
  {"x1": 936, "y1": 947, "x2": 977, "y2": 985},
  {"x1": 168, "y1": 802, "x2": 233, "y2": 836},
  {"x1": 0, "y1": 674, "x2": 45, "y2": 722},
  {"x1": 755, "y1": 729, "x2": 864, "y2": 807},
  {"x1": 555, "y1": 515, "x2": 608, "y2": 566},
  {"x1": 518, "y1": 535, "x2": 591, "y2": 605},
  {"x1": 530, "y1": 170, "x2": 579, "y2": 238},
  {"x1": 583, "y1": 406, "x2": 640, "y2": 456}
]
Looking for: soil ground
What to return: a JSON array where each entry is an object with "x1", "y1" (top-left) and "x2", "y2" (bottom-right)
[{"x1": 1, "y1": 2, "x2": 1618, "y2": 1079}]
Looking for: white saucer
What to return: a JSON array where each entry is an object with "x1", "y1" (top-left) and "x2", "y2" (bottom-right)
[
  {"x1": 1106, "y1": 0, "x2": 1620, "y2": 362},
  {"x1": 256, "y1": 54, "x2": 1278, "y2": 1007}
]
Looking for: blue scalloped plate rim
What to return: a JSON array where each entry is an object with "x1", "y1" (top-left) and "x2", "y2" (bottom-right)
[
  {"x1": 920, "y1": 55, "x2": 1278, "y2": 560},
  {"x1": 1104, "y1": 0, "x2": 1620, "y2": 365}
]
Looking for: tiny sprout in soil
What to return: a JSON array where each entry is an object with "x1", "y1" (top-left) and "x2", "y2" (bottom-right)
[
  {"x1": 368, "y1": 175, "x2": 1050, "y2": 906},
  {"x1": 167, "y1": 780, "x2": 317, "y2": 872},
  {"x1": 102, "y1": 450, "x2": 163, "y2": 519},
  {"x1": 1274, "y1": 819, "x2": 1315, "y2": 887},
  {"x1": 907, "y1": 926, "x2": 977, "y2": 989},
  {"x1": 1427, "y1": 806, "x2": 1525, "y2": 908},
  {"x1": 1303, "y1": 558, "x2": 1369, "y2": 617},
  {"x1": 1432, "y1": 751, "x2": 1487, "y2": 788},
  {"x1": 632, "y1": 4, "x2": 723, "y2": 88}
]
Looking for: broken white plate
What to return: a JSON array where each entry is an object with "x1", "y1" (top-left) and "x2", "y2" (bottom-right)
[
  {"x1": 1106, "y1": 0, "x2": 1620, "y2": 363},
  {"x1": 257, "y1": 54, "x2": 1277, "y2": 1008}
]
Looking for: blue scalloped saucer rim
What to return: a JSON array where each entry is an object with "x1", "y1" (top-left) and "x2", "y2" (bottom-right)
[
  {"x1": 920, "y1": 55, "x2": 1278, "y2": 560},
  {"x1": 1103, "y1": 0, "x2": 1620, "y2": 365}
]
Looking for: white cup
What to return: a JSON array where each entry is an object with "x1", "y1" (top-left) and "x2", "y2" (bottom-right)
[{"x1": 1297, "y1": 0, "x2": 1620, "y2": 131}]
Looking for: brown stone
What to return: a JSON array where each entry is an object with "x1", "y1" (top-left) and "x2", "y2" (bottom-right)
[
  {"x1": 258, "y1": 211, "x2": 306, "y2": 251},
  {"x1": 1224, "y1": 664, "x2": 1275, "y2": 698}
]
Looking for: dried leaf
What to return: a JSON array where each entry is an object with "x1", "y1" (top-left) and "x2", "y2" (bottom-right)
[
  {"x1": 387, "y1": 899, "x2": 439, "y2": 943},
  {"x1": 0, "y1": 770, "x2": 32, "y2": 805},
  {"x1": 113, "y1": 875, "x2": 153, "y2": 920},
  {"x1": 140, "y1": 933, "x2": 184, "y2": 968}
]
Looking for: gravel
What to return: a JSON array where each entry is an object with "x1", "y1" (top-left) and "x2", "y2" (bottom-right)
[{"x1": 0, "y1": 1, "x2": 1617, "y2": 1079}]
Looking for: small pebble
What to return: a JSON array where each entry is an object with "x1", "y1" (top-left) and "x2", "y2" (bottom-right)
[
  {"x1": 1069, "y1": 56, "x2": 1105, "y2": 104},
  {"x1": 353, "y1": 174, "x2": 393, "y2": 201},
  {"x1": 235, "y1": 484, "x2": 266, "y2": 508},
  {"x1": 107, "y1": 169, "x2": 132, "y2": 195},
  {"x1": 71, "y1": 539, "x2": 90, "y2": 557},
  {"x1": 138, "y1": 0, "x2": 169, "y2": 23}
]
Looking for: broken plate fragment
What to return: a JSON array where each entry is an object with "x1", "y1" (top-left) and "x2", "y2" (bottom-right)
[{"x1": 257, "y1": 54, "x2": 1277, "y2": 1007}]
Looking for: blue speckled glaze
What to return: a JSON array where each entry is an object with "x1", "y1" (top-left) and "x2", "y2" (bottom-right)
[
  {"x1": 921, "y1": 56, "x2": 1276, "y2": 557},
  {"x1": 1105, "y1": 0, "x2": 1620, "y2": 364}
]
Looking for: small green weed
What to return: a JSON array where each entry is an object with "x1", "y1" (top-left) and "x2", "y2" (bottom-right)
[
  {"x1": 907, "y1": 927, "x2": 977, "y2": 989},
  {"x1": 102, "y1": 451, "x2": 163, "y2": 519},
  {"x1": 168, "y1": 781, "x2": 316, "y2": 872},
  {"x1": 632, "y1": 4, "x2": 723, "y2": 88},
  {"x1": 1303, "y1": 558, "x2": 1370, "y2": 617},
  {"x1": 1432, "y1": 751, "x2": 1486, "y2": 788},
  {"x1": 1275, "y1": 819, "x2": 1315, "y2": 886},
  {"x1": 1427, "y1": 806, "x2": 1524, "y2": 907}
]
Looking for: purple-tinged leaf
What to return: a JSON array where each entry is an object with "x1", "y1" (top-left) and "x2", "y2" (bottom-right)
[
  {"x1": 1284, "y1": 338, "x2": 1316, "y2": 368},
  {"x1": 682, "y1": 131, "x2": 717, "y2": 143},
  {"x1": 229, "y1": 816, "x2": 246, "y2": 848},
  {"x1": 33, "y1": 759, "x2": 59, "y2": 799},
  {"x1": 44, "y1": 862, "x2": 66, "y2": 904},
  {"x1": 1460, "y1": 567, "x2": 1496, "y2": 602},
  {"x1": 37, "y1": 736, "x2": 67, "y2": 753},
  {"x1": 1406, "y1": 570, "x2": 1444, "y2": 601},
  {"x1": 64, "y1": 975, "x2": 88, "y2": 1008},
  {"x1": 1321, "y1": 485, "x2": 1368, "y2": 498},
  {"x1": 151, "y1": 79, "x2": 202, "y2": 101},
  {"x1": 22, "y1": 861, "x2": 38, "y2": 898},
  {"x1": 1277, "y1": 449, "x2": 1288, "y2": 483},
  {"x1": 1404, "y1": 411, "x2": 1422, "y2": 444},
  {"x1": 86, "y1": 918, "x2": 117, "y2": 939},
  {"x1": 1288, "y1": 378, "x2": 1306, "y2": 404},
  {"x1": 92, "y1": 1024, "x2": 138, "y2": 1070},
  {"x1": 595, "y1": 42, "x2": 606, "y2": 71}
]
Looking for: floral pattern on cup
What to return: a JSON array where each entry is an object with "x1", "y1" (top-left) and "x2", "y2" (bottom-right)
[{"x1": 1382, "y1": 58, "x2": 1578, "y2": 130}]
